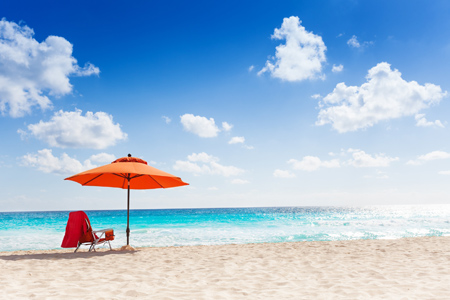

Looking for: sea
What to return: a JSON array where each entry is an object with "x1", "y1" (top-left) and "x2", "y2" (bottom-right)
[{"x1": 1, "y1": 205, "x2": 450, "y2": 252}]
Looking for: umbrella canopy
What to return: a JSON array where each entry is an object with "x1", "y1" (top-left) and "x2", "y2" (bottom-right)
[{"x1": 65, "y1": 154, "x2": 189, "y2": 246}]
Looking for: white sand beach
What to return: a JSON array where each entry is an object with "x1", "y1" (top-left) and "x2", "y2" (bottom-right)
[{"x1": 1, "y1": 236, "x2": 450, "y2": 299}]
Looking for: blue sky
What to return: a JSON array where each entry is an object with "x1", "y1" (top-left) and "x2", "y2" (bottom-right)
[{"x1": 1, "y1": 0, "x2": 450, "y2": 211}]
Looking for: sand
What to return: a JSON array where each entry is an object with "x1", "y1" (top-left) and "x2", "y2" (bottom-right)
[{"x1": 1, "y1": 236, "x2": 450, "y2": 299}]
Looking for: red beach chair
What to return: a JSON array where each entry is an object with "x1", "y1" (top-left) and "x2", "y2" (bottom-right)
[{"x1": 61, "y1": 211, "x2": 114, "y2": 252}]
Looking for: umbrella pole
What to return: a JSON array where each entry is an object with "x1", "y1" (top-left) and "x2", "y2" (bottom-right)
[{"x1": 126, "y1": 179, "x2": 130, "y2": 245}]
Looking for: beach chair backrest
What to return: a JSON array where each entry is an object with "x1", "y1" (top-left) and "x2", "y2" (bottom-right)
[
  {"x1": 79, "y1": 217, "x2": 95, "y2": 244},
  {"x1": 61, "y1": 211, "x2": 91, "y2": 248}
]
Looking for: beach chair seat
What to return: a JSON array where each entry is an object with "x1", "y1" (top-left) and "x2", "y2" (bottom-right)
[{"x1": 61, "y1": 211, "x2": 115, "y2": 252}]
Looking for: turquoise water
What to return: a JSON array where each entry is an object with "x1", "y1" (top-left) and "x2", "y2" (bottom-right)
[{"x1": 1, "y1": 205, "x2": 450, "y2": 252}]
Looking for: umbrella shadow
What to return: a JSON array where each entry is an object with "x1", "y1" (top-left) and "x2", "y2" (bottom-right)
[{"x1": 0, "y1": 249, "x2": 138, "y2": 261}]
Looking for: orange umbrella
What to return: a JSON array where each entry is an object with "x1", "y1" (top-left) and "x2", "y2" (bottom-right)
[{"x1": 65, "y1": 154, "x2": 189, "y2": 245}]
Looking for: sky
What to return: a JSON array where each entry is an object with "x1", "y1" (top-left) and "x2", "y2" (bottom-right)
[{"x1": 1, "y1": 0, "x2": 450, "y2": 212}]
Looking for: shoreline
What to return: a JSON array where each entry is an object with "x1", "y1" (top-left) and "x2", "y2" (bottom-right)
[{"x1": 2, "y1": 236, "x2": 450, "y2": 299}]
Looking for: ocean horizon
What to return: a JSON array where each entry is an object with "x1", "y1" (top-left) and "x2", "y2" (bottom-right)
[{"x1": 1, "y1": 204, "x2": 450, "y2": 252}]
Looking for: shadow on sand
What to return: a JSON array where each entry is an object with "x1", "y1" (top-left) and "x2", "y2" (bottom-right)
[{"x1": 0, "y1": 248, "x2": 138, "y2": 261}]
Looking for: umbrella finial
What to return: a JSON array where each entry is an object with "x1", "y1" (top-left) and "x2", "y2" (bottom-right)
[{"x1": 128, "y1": 153, "x2": 132, "y2": 157}]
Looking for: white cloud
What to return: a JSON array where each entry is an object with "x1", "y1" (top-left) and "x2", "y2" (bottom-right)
[
  {"x1": 248, "y1": 65, "x2": 255, "y2": 72},
  {"x1": 347, "y1": 35, "x2": 372, "y2": 49},
  {"x1": 288, "y1": 156, "x2": 340, "y2": 172},
  {"x1": 17, "y1": 128, "x2": 27, "y2": 140},
  {"x1": 24, "y1": 109, "x2": 127, "y2": 149},
  {"x1": 231, "y1": 179, "x2": 249, "y2": 184},
  {"x1": 376, "y1": 170, "x2": 389, "y2": 179},
  {"x1": 283, "y1": 149, "x2": 397, "y2": 173},
  {"x1": 73, "y1": 63, "x2": 99, "y2": 77},
  {"x1": 89, "y1": 153, "x2": 116, "y2": 163},
  {"x1": 180, "y1": 114, "x2": 220, "y2": 138},
  {"x1": 229, "y1": 136, "x2": 245, "y2": 144},
  {"x1": 438, "y1": 171, "x2": 450, "y2": 175},
  {"x1": 199, "y1": 161, "x2": 243, "y2": 177},
  {"x1": 174, "y1": 152, "x2": 244, "y2": 177},
  {"x1": 0, "y1": 19, "x2": 99, "y2": 118},
  {"x1": 419, "y1": 151, "x2": 450, "y2": 161},
  {"x1": 258, "y1": 16, "x2": 326, "y2": 82},
  {"x1": 415, "y1": 114, "x2": 444, "y2": 128},
  {"x1": 347, "y1": 35, "x2": 361, "y2": 48},
  {"x1": 222, "y1": 121, "x2": 233, "y2": 132},
  {"x1": 173, "y1": 160, "x2": 206, "y2": 174},
  {"x1": 407, "y1": 151, "x2": 450, "y2": 166},
  {"x1": 316, "y1": 62, "x2": 447, "y2": 133},
  {"x1": 332, "y1": 64, "x2": 344, "y2": 73},
  {"x1": 273, "y1": 169, "x2": 296, "y2": 178},
  {"x1": 346, "y1": 149, "x2": 398, "y2": 168},
  {"x1": 228, "y1": 136, "x2": 253, "y2": 149},
  {"x1": 187, "y1": 152, "x2": 218, "y2": 163},
  {"x1": 311, "y1": 94, "x2": 321, "y2": 99},
  {"x1": 162, "y1": 116, "x2": 172, "y2": 124},
  {"x1": 21, "y1": 149, "x2": 96, "y2": 175}
]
